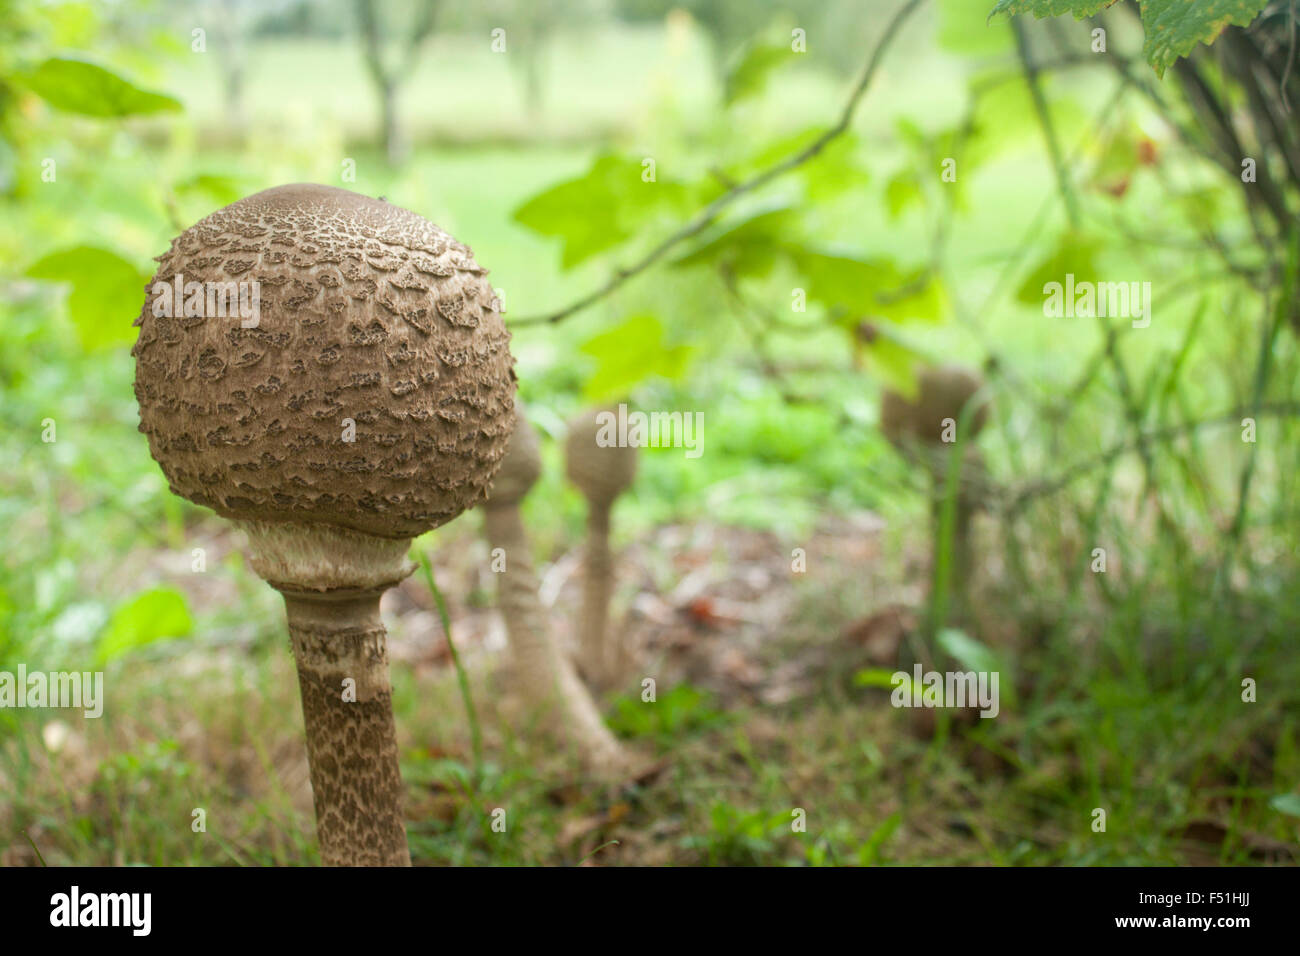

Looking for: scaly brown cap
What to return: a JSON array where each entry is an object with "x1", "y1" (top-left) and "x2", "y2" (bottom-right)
[
  {"x1": 485, "y1": 401, "x2": 542, "y2": 508},
  {"x1": 564, "y1": 406, "x2": 638, "y2": 506},
  {"x1": 132, "y1": 184, "x2": 516, "y2": 538},
  {"x1": 881, "y1": 363, "x2": 988, "y2": 447}
]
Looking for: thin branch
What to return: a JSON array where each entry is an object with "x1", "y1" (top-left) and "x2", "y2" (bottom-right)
[
  {"x1": 507, "y1": 0, "x2": 927, "y2": 328},
  {"x1": 1172, "y1": 53, "x2": 1290, "y2": 232},
  {"x1": 1013, "y1": 17, "x2": 1079, "y2": 227},
  {"x1": 1219, "y1": 233, "x2": 1296, "y2": 585},
  {"x1": 718, "y1": 263, "x2": 847, "y2": 409},
  {"x1": 1004, "y1": 402, "x2": 1300, "y2": 513},
  {"x1": 1281, "y1": 0, "x2": 1297, "y2": 110},
  {"x1": 1229, "y1": 32, "x2": 1300, "y2": 189}
]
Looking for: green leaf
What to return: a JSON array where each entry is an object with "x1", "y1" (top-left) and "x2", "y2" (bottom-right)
[
  {"x1": 1270, "y1": 794, "x2": 1300, "y2": 817},
  {"x1": 724, "y1": 36, "x2": 796, "y2": 106},
  {"x1": 936, "y1": 627, "x2": 1014, "y2": 707},
  {"x1": 26, "y1": 245, "x2": 148, "y2": 350},
  {"x1": 990, "y1": 0, "x2": 1112, "y2": 17},
  {"x1": 937, "y1": 627, "x2": 1004, "y2": 675},
  {"x1": 940, "y1": 0, "x2": 1015, "y2": 54},
  {"x1": 935, "y1": 632, "x2": 1013, "y2": 707},
  {"x1": 858, "y1": 323, "x2": 927, "y2": 398},
  {"x1": 671, "y1": 204, "x2": 795, "y2": 278},
  {"x1": 0, "y1": 136, "x2": 16, "y2": 193},
  {"x1": 512, "y1": 154, "x2": 689, "y2": 269},
  {"x1": 1014, "y1": 235, "x2": 1104, "y2": 305},
  {"x1": 1140, "y1": 0, "x2": 1268, "y2": 76},
  {"x1": 578, "y1": 314, "x2": 693, "y2": 401},
  {"x1": 1087, "y1": 121, "x2": 1142, "y2": 195},
  {"x1": 788, "y1": 246, "x2": 946, "y2": 323},
  {"x1": 857, "y1": 811, "x2": 903, "y2": 865},
  {"x1": 990, "y1": 0, "x2": 1268, "y2": 76},
  {"x1": 803, "y1": 133, "x2": 869, "y2": 201},
  {"x1": 966, "y1": 71, "x2": 1083, "y2": 167},
  {"x1": 96, "y1": 587, "x2": 194, "y2": 664},
  {"x1": 853, "y1": 667, "x2": 903, "y2": 689},
  {"x1": 607, "y1": 684, "x2": 727, "y2": 744},
  {"x1": 885, "y1": 172, "x2": 924, "y2": 220},
  {"x1": 174, "y1": 172, "x2": 244, "y2": 206},
  {"x1": 728, "y1": 126, "x2": 869, "y2": 200},
  {"x1": 21, "y1": 56, "x2": 183, "y2": 117}
]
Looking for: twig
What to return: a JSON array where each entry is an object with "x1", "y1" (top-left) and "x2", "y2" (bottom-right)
[
  {"x1": 1281, "y1": 0, "x2": 1297, "y2": 110},
  {"x1": 1005, "y1": 402, "x2": 1300, "y2": 513},
  {"x1": 1218, "y1": 232, "x2": 1297, "y2": 587},
  {"x1": 1013, "y1": 17, "x2": 1079, "y2": 227},
  {"x1": 507, "y1": 0, "x2": 928, "y2": 328}
]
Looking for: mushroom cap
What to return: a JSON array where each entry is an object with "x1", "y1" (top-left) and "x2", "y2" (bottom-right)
[
  {"x1": 881, "y1": 363, "x2": 988, "y2": 447},
  {"x1": 132, "y1": 183, "x2": 516, "y2": 539},
  {"x1": 485, "y1": 402, "x2": 541, "y2": 507},
  {"x1": 564, "y1": 406, "x2": 638, "y2": 505}
]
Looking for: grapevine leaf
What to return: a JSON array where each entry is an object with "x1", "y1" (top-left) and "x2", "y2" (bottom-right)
[{"x1": 990, "y1": 0, "x2": 1269, "y2": 76}]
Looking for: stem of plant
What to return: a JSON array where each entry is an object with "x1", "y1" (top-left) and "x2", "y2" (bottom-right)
[
  {"x1": 24, "y1": 831, "x2": 46, "y2": 867},
  {"x1": 926, "y1": 385, "x2": 991, "y2": 637},
  {"x1": 419, "y1": 552, "x2": 483, "y2": 789},
  {"x1": 1216, "y1": 234, "x2": 1295, "y2": 598}
]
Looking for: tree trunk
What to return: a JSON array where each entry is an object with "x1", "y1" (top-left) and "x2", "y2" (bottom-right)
[{"x1": 380, "y1": 81, "x2": 405, "y2": 166}]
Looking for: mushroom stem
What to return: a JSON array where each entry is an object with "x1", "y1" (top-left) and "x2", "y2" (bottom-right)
[
  {"x1": 281, "y1": 588, "x2": 410, "y2": 866},
  {"x1": 483, "y1": 504, "x2": 628, "y2": 772},
  {"x1": 239, "y1": 519, "x2": 414, "y2": 867},
  {"x1": 578, "y1": 501, "x2": 618, "y2": 689}
]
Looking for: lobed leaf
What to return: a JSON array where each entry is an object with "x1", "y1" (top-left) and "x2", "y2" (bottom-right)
[
  {"x1": 21, "y1": 56, "x2": 182, "y2": 117},
  {"x1": 990, "y1": 0, "x2": 1269, "y2": 76},
  {"x1": 513, "y1": 154, "x2": 690, "y2": 269},
  {"x1": 26, "y1": 245, "x2": 149, "y2": 351}
]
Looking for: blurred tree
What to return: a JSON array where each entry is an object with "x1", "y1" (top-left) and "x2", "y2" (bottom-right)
[
  {"x1": 612, "y1": 0, "x2": 874, "y2": 78},
  {"x1": 354, "y1": 0, "x2": 440, "y2": 165},
  {"x1": 438, "y1": 0, "x2": 613, "y2": 119},
  {"x1": 206, "y1": 0, "x2": 273, "y2": 141}
]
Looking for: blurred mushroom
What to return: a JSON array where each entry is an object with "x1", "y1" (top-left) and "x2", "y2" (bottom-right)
[
  {"x1": 880, "y1": 364, "x2": 990, "y2": 618},
  {"x1": 564, "y1": 406, "x2": 638, "y2": 690},
  {"x1": 482, "y1": 404, "x2": 631, "y2": 775}
]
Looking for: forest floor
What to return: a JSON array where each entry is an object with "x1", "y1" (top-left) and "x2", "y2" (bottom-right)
[{"x1": 5, "y1": 506, "x2": 1297, "y2": 867}]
